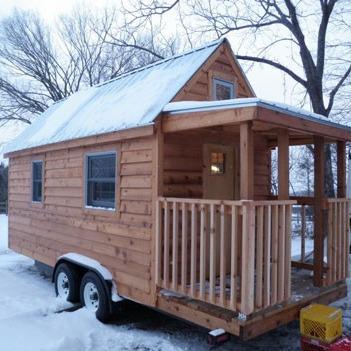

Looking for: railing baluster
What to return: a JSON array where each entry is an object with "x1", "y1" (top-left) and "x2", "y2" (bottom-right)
[
  {"x1": 155, "y1": 200, "x2": 162, "y2": 285},
  {"x1": 190, "y1": 203, "x2": 197, "y2": 298},
  {"x1": 277, "y1": 205, "x2": 286, "y2": 302},
  {"x1": 327, "y1": 202, "x2": 333, "y2": 285},
  {"x1": 199, "y1": 204, "x2": 206, "y2": 300},
  {"x1": 209, "y1": 204, "x2": 216, "y2": 304},
  {"x1": 241, "y1": 201, "x2": 255, "y2": 315},
  {"x1": 181, "y1": 202, "x2": 188, "y2": 293},
  {"x1": 263, "y1": 205, "x2": 271, "y2": 308},
  {"x1": 255, "y1": 205, "x2": 264, "y2": 310},
  {"x1": 230, "y1": 205, "x2": 238, "y2": 310},
  {"x1": 284, "y1": 204, "x2": 292, "y2": 300},
  {"x1": 271, "y1": 205, "x2": 278, "y2": 305},
  {"x1": 339, "y1": 201, "x2": 345, "y2": 279},
  {"x1": 337, "y1": 202, "x2": 342, "y2": 281},
  {"x1": 172, "y1": 202, "x2": 179, "y2": 290},
  {"x1": 343, "y1": 201, "x2": 348, "y2": 279},
  {"x1": 301, "y1": 204, "x2": 306, "y2": 262},
  {"x1": 345, "y1": 201, "x2": 349, "y2": 278},
  {"x1": 219, "y1": 204, "x2": 226, "y2": 307},
  {"x1": 333, "y1": 202, "x2": 337, "y2": 283},
  {"x1": 163, "y1": 201, "x2": 170, "y2": 289}
]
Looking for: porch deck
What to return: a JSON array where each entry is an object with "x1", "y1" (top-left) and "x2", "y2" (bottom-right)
[
  {"x1": 156, "y1": 268, "x2": 347, "y2": 340},
  {"x1": 155, "y1": 196, "x2": 349, "y2": 337}
]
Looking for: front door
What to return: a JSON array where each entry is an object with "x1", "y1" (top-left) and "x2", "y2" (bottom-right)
[
  {"x1": 203, "y1": 144, "x2": 235, "y2": 277},
  {"x1": 203, "y1": 144, "x2": 235, "y2": 200}
]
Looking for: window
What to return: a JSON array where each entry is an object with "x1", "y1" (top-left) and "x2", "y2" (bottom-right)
[
  {"x1": 210, "y1": 152, "x2": 225, "y2": 174},
  {"x1": 213, "y1": 78, "x2": 235, "y2": 100},
  {"x1": 86, "y1": 153, "x2": 116, "y2": 209},
  {"x1": 32, "y1": 161, "x2": 43, "y2": 202}
]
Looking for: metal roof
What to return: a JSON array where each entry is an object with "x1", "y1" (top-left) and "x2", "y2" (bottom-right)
[{"x1": 4, "y1": 39, "x2": 225, "y2": 154}]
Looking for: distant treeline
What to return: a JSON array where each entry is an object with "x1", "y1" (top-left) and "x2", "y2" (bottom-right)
[{"x1": 0, "y1": 163, "x2": 8, "y2": 213}]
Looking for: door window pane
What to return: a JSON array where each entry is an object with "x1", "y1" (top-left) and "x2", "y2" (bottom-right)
[{"x1": 210, "y1": 152, "x2": 225, "y2": 174}]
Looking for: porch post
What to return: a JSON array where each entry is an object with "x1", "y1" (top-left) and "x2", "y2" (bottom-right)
[
  {"x1": 314, "y1": 136, "x2": 325, "y2": 287},
  {"x1": 240, "y1": 121, "x2": 254, "y2": 199},
  {"x1": 278, "y1": 130, "x2": 289, "y2": 200},
  {"x1": 337, "y1": 141, "x2": 346, "y2": 198}
]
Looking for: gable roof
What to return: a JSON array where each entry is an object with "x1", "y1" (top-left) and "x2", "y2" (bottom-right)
[{"x1": 4, "y1": 38, "x2": 225, "y2": 155}]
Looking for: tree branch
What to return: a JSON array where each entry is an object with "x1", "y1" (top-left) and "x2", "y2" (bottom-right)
[
  {"x1": 326, "y1": 63, "x2": 351, "y2": 114},
  {"x1": 236, "y1": 54, "x2": 307, "y2": 87}
]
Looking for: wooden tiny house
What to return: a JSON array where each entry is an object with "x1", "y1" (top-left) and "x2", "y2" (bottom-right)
[{"x1": 4, "y1": 38, "x2": 351, "y2": 339}]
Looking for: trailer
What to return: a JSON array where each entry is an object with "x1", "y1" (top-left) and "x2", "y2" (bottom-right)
[{"x1": 3, "y1": 38, "x2": 351, "y2": 340}]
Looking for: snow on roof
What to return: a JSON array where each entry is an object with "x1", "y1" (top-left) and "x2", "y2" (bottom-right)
[
  {"x1": 163, "y1": 98, "x2": 351, "y2": 132},
  {"x1": 4, "y1": 39, "x2": 225, "y2": 154}
]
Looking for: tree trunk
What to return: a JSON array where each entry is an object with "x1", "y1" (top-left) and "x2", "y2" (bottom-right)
[{"x1": 324, "y1": 144, "x2": 335, "y2": 197}]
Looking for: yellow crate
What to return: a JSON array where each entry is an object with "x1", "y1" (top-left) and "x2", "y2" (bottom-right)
[{"x1": 300, "y1": 304, "x2": 342, "y2": 344}]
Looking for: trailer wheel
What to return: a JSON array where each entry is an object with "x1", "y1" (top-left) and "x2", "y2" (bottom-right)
[
  {"x1": 54, "y1": 263, "x2": 80, "y2": 303},
  {"x1": 80, "y1": 271, "x2": 111, "y2": 323}
]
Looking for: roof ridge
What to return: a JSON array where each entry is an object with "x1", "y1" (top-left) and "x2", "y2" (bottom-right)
[{"x1": 96, "y1": 37, "x2": 226, "y2": 88}]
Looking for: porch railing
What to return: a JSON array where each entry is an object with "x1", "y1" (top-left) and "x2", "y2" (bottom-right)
[
  {"x1": 155, "y1": 197, "x2": 295, "y2": 315},
  {"x1": 326, "y1": 198, "x2": 350, "y2": 285}
]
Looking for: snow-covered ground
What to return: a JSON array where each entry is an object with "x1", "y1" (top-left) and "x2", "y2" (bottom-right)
[{"x1": 0, "y1": 214, "x2": 349, "y2": 351}]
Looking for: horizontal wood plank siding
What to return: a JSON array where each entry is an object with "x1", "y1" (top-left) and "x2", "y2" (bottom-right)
[
  {"x1": 8, "y1": 136, "x2": 154, "y2": 305},
  {"x1": 163, "y1": 131, "x2": 270, "y2": 200},
  {"x1": 173, "y1": 48, "x2": 253, "y2": 102}
]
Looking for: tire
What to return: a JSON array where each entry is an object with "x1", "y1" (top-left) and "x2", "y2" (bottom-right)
[
  {"x1": 80, "y1": 271, "x2": 111, "y2": 323},
  {"x1": 54, "y1": 263, "x2": 80, "y2": 303}
]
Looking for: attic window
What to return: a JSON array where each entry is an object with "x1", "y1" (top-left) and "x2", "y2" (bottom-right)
[
  {"x1": 86, "y1": 152, "x2": 116, "y2": 209},
  {"x1": 213, "y1": 78, "x2": 235, "y2": 100}
]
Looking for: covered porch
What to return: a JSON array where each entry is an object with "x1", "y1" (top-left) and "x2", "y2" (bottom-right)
[{"x1": 154, "y1": 99, "x2": 350, "y2": 320}]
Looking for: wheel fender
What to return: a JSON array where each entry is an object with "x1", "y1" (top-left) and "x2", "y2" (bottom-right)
[{"x1": 53, "y1": 253, "x2": 124, "y2": 310}]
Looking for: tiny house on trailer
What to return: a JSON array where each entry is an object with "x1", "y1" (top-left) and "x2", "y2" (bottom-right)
[{"x1": 4, "y1": 38, "x2": 351, "y2": 340}]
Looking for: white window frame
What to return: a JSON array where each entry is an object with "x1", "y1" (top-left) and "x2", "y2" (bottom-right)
[
  {"x1": 212, "y1": 78, "x2": 235, "y2": 100},
  {"x1": 31, "y1": 160, "x2": 44, "y2": 203},
  {"x1": 84, "y1": 151, "x2": 117, "y2": 211}
]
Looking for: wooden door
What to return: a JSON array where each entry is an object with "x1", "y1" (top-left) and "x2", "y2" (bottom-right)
[
  {"x1": 203, "y1": 144, "x2": 235, "y2": 200},
  {"x1": 203, "y1": 144, "x2": 235, "y2": 278}
]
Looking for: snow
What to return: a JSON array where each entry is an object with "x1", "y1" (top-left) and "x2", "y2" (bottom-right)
[
  {"x1": 291, "y1": 236, "x2": 314, "y2": 258},
  {"x1": 4, "y1": 39, "x2": 223, "y2": 155},
  {"x1": 0, "y1": 214, "x2": 350, "y2": 351},
  {"x1": 163, "y1": 98, "x2": 351, "y2": 131},
  {"x1": 0, "y1": 214, "x2": 8, "y2": 250},
  {"x1": 209, "y1": 328, "x2": 226, "y2": 337},
  {"x1": 58, "y1": 253, "x2": 113, "y2": 280}
]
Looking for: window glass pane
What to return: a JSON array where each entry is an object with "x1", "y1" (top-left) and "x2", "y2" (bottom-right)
[
  {"x1": 89, "y1": 155, "x2": 115, "y2": 179},
  {"x1": 213, "y1": 79, "x2": 234, "y2": 100},
  {"x1": 33, "y1": 162, "x2": 42, "y2": 181},
  {"x1": 32, "y1": 161, "x2": 43, "y2": 202},
  {"x1": 210, "y1": 152, "x2": 225, "y2": 174},
  {"x1": 86, "y1": 153, "x2": 116, "y2": 209}
]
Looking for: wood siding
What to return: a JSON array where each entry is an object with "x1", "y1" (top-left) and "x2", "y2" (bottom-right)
[
  {"x1": 8, "y1": 136, "x2": 154, "y2": 305},
  {"x1": 163, "y1": 131, "x2": 270, "y2": 200},
  {"x1": 173, "y1": 44, "x2": 253, "y2": 102}
]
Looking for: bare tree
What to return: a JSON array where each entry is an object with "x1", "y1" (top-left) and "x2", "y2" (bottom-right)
[
  {"x1": 0, "y1": 7, "x2": 174, "y2": 126},
  {"x1": 125, "y1": 0, "x2": 351, "y2": 196}
]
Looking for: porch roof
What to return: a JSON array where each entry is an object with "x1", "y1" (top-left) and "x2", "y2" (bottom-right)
[{"x1": 162, "y1": 98, "x2": 351, "y2": 141}]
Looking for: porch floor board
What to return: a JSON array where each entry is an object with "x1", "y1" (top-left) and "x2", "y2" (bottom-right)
[{"x1": 156, "y1": 268, "x2": 347, "y2": 340}]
